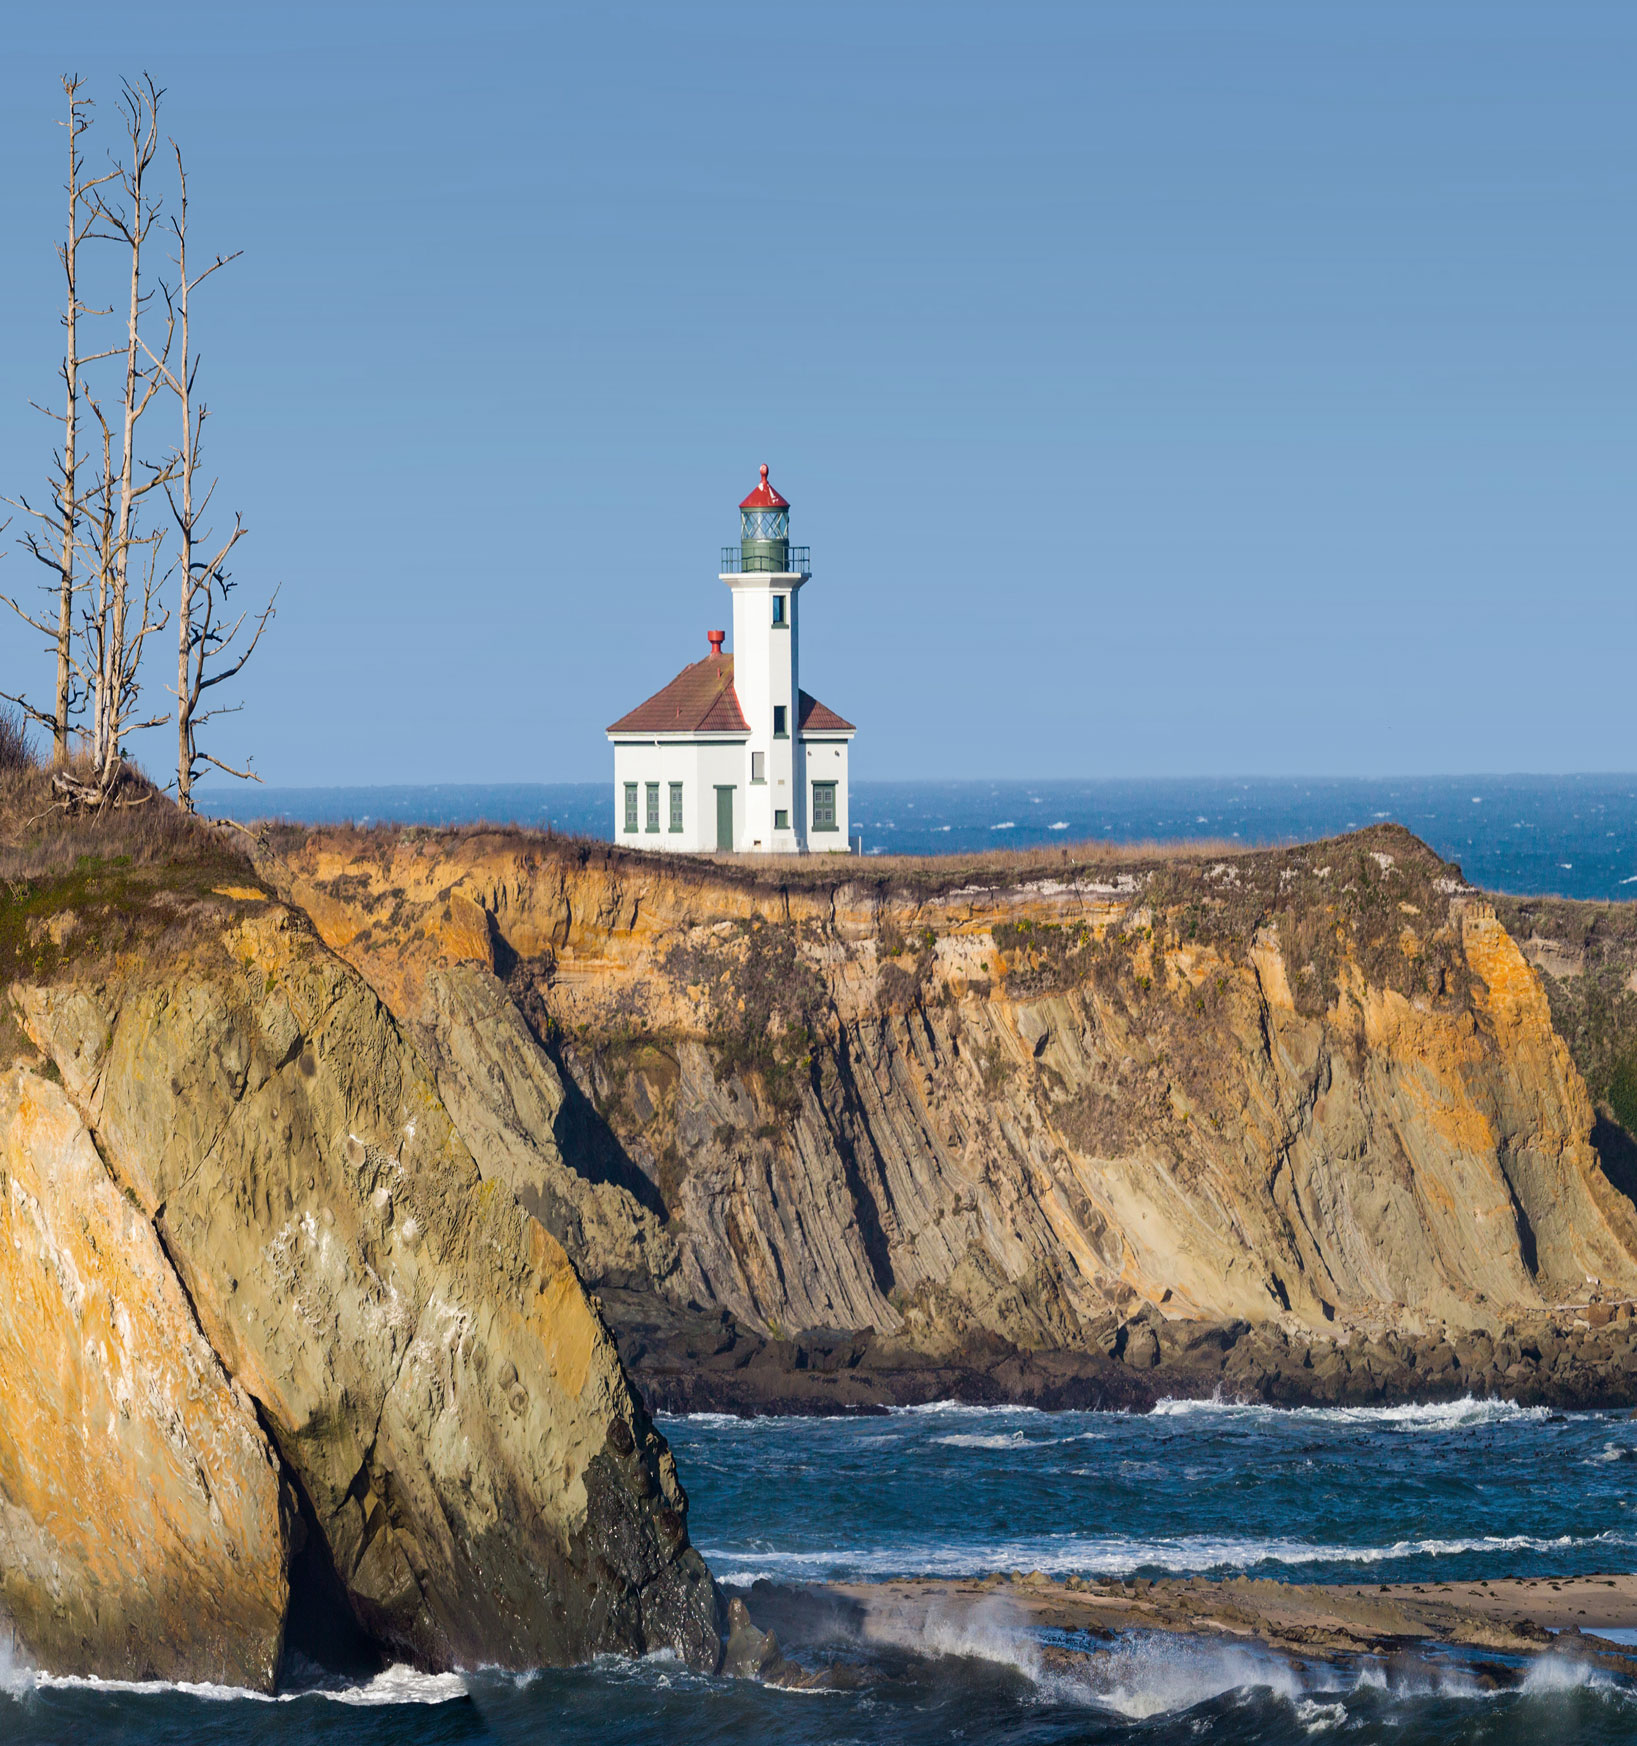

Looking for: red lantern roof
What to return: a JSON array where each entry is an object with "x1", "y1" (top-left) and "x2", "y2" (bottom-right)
[{"x1": 739, "y1": 463, "x2": 789, "y2": 510}]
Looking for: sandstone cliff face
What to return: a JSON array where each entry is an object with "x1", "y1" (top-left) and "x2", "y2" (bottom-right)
[
  {"x1": 271, "y1": 824, "x2": 1637, "y2": 1378},
  {"x1": 0, "y1": 1065, "x2": 288, "y2": 1687},
  {"x1": 4, "y1": 870, "x2": 720, "y2": 1681}
]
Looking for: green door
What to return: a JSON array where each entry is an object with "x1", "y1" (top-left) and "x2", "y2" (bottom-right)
[{"x1": 715, "y1": 785, "x2": 734, "y2": 851}]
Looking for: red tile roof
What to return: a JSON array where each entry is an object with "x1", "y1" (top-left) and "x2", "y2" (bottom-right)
[
  {"x1": 798, "y1": 690, "x2": 855, "y2": 734},
  {"x1": 607, "y1": 654, "x2": 751, "y2": 735},
  {"x1": 739, "y1": 463, "x2": 789, "y2": 510}
]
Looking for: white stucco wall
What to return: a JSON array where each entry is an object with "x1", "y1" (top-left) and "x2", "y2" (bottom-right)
[
  {"x1": 800, "y1": 735, "x2": 851, "y2": 850},
  {"x1": 725, "y1": 570, "x2": 803, "y2": 853},
  {"x1": 610, "y1": 737, "x2": 749, "y2": 853}
]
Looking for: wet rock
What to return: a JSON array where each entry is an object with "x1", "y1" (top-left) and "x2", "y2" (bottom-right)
[{"x1": 722, "y1": 1596, "x2": 786, "y2": 1680}]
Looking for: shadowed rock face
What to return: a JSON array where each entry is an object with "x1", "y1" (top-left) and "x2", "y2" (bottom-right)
[
  {"x1": 271, "y1": 824, "x2": 1637, "y2": 1405},
  {"x1": 14, "y1": 899, "x2": 721, "y2": 1677},
  {"x1": 0, "y1": 1067, "x2": 288, "y2": 1689}
]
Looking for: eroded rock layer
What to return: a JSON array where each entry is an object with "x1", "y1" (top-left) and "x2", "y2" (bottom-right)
[
  {"x1": 4, "y1": 868, "x2": 720, "y2": 1681},
  {"x1": 0, "y1": 1066, "x2": 288, "y2": 1688},
  {"x1": 268, "y1": 823, "x2": 1637, "y2": 1408}
]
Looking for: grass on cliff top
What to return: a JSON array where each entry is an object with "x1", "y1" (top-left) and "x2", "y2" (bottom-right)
[
  {"x1": 271, "y1": 814, "x2": 1478, "y2": 912},
  {"x1": 0, "y1": 719, "x2": 264, "y2": 1022},
  {"x1": 269, "y1": 815, "x2": 1302, "y2": 899}
]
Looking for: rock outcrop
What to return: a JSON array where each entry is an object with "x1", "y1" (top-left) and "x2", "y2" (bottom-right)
[
  {"x1": 1, "y1": 847, "x2": 720, "y2": 1684},
  {"x1": 267, "y1": 823, "x2": 1637, "y2": 1410},
  {"x1": 0, "y1": 1065, "x2": 288, "y2": 1688},
  {"x1": 7, "y1": 803, "x2": 1637, "y2": 1684}
]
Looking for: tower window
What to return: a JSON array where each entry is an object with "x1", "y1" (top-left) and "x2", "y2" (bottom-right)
[
  {"x1": 774, "y1": 809, "x2": 789, "y2": 831},
  {"x1": 645, "y1": 783, "x2": 660, "y2": 832},
  {"x1": 773, "y1": 705, "x2": 787, "y2": 738},
  {"x1": 624, "y1": 783, "x2": 638, "y2": 833},
  {"x1": 772, "y1": 594, "x2": 787, "y2": 626},
  {"x1": 751, "y1": 751, "x2": 766, "y2": 784},
  {"x1": 669, "y1": 782, "x2": 683, "y2": 831}
]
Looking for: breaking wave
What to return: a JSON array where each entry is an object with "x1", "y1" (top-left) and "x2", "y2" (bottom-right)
[
  {"x1": 706, "y1": 1527, "x2": 1622, "y2": 1586},
  {"x1": 1150, "y1": 1395, "x2": 1553, "y2": 1431},
  {"x1": 6, "y1": 1664, "x2": 467, "y2": 1706}
]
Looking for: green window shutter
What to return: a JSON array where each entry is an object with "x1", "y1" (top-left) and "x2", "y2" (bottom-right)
[
  {"x1": 624, "y1": 783, "x2": 638, "y2": 832},
  {"x1": 645, "y1": 783, "x2": 660, "y2": 832},
  {"x1": 669, "y1": 783, "x2": 684, "y2": 831}
]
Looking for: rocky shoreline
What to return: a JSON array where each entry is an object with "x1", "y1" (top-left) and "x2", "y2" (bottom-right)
[
  {"x1": 797, "y1": 1569, "x2": 1637, "y2": 1683},
  {"x1": 609, "y1": 1289, "x2": 1637, "y2": 1415},
  {"x1": 709, "y1": 1567, "x2": 1637, "y2": 1696}
]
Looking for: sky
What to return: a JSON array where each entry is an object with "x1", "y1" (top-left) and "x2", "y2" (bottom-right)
[{"x1": 0, "y1": 2, "x2": 1633, "y2": 787}]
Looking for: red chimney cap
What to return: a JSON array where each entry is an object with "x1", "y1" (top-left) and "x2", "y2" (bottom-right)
[
  {"x1": 739, "y1": 463, "x2": 789, "y2": 510},
  {"x1": 707, "y1": 629, "x2": 726, "y2": 655}
]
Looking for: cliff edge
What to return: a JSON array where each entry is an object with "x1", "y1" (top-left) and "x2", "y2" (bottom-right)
[
  {"x1": 0, "y1": 786, "x2": 720, "y2": 1687},
  {"x1": 268, "y1": 821, "x2": 1637, "y2": 1412}
]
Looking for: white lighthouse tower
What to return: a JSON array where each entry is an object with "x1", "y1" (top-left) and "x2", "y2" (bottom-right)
[
  {"x1": 728, "y1": 464, "x2": 805, "y2": 852},
  {"x1": 606, "y1": 466, "x2": 855, "y2": 853}
]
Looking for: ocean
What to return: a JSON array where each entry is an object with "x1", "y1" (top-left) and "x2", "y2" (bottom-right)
[
  {"x1": 198, "y1": 773, "x2": 1637, "y2": 901},
  {"x1": 7, "y1": 1399, "x2": 1637, "y2": 1742}
]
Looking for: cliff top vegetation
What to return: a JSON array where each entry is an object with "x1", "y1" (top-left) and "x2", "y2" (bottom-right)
[{"x1": 0, "y1": 719, "x2": 262, "y2": 1051}]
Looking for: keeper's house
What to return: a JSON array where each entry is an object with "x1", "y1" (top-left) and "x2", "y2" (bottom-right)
[{"x1": 607, "y1": 466, "x2": 856, "y2": 854}]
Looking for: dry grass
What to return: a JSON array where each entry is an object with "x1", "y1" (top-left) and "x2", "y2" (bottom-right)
[
  {"x1": 717, "y1": 836, "x2": 1256, "y2": 880},
  {"x1": 0, "y1": 722, "x2": 251, "y2": 886},
  {"x1": 263, "y1": 812, "x2": 1319, "y2": 903}
]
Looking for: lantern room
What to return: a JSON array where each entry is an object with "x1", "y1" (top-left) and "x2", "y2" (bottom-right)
[{"x1": 737, "y1": 464, "x2": 792, "y2": 573}]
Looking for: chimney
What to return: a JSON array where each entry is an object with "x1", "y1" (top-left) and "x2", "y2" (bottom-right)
[{"x1": 707, "y1": 629, "x2": 725, "y2": 657}]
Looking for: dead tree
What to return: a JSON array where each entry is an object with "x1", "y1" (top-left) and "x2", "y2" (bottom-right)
[
  {"x1": 81, "y1": 75, "x2": 175, "y2": 798},
  {"x1": 0, "y1": 76, "x2": 117, "y2": 765},
  {"x1": 152, "y1": 144, "x2": 274, "y2": 811}
]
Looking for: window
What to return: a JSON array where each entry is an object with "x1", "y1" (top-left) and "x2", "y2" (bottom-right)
[
  {"x1": 669, "y1": 782, "x2": 683, "y2": 832},
  {"x1": 645, "y1": 783, "x2": 660, "y2": 832},
  {"x1": 751, "y1": 751, "x2": 765, "y2": 784},
  {"x1": 773, "y1": 705, "x2": 787, "y2": 738},
  {"x1": 774, "y1": 809, "x2": 789, "y2": 831},
  {"x1": 812, "y1": 781, "x2": 837, "y2": 832},
  {"x1": 772, "y1": 594, "x2": 787, "y2": 626},
  {"x1": 623, "y1": 783, "x2": 638, "y2": 833}
]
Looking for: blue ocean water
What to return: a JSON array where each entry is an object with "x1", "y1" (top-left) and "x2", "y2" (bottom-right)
[
  {"x1": 198, "y1": 774, "x2": 1637, "y2": 901},
  {"x1": 9, "y1": 1400, "x2": 1637, "y2": 1743}
]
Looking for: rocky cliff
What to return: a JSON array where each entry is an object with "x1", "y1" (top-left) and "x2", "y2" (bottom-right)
[
  {"x1": 0, "y1": 813, "x2": 720, "y2": 1687},
  {"x1": 9, "y1": 801, "x2": 1637, "y2": 1687},
  {"x1": 267, "y1": 822, "x2": 1637, "y2": 1411}
]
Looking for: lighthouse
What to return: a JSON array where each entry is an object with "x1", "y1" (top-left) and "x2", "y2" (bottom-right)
[{"x1": 606, "y1": 466, "x2": 855, "y2": 854}]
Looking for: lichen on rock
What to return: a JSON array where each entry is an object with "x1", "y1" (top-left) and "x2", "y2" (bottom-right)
[
  {"x1": 0, "y1": 1065, "x2": 288, "y2": 1688},
  {"x1": 14, "y1": 896, "x2": 721, "y2": 1677}
]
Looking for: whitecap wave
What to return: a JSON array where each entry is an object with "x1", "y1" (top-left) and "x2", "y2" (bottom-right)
[
  {"x1": 890, "y1": 1400, "x2": 1044, "y2": 1418},
  {"x1": 864, "y1": 1595, "x2": 1042, "y2": 1679},
  {"x1": 700, "y1": 1528, "x2": 1621, "y2": 1583},
  {"x1": 14, "y1": 1663, "x2": 467, "y2": 1706},
  {"x1": 934, "y1": 1429, "x2": 1107, "y2": 1450},
  {"x1": 1060, "y1": 1633, "x2": 1311, "y2": 1718},
  {"x1": 1151, "y1": 1395, "x2": 1552, "y2": 1432},
  {"x1": 1519, "y1": 1652, "x2": 1621, "y2": 1695}
]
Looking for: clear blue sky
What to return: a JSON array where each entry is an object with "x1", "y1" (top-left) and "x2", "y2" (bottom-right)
[{"x1": 2, "y1": 2, "x2": 1633, "y2": 785}]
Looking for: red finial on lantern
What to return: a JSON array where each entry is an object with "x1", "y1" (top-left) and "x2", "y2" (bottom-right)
[{"x1": 739, "y1": 465, "x2": 789, "y2": 510}]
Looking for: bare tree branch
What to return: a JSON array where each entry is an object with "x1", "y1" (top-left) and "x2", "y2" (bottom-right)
[{"x1": 159, "y1": 142, "x2": 274, "y2": 810}]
